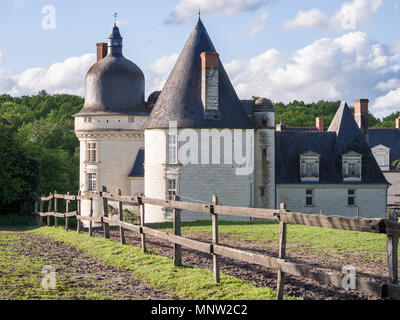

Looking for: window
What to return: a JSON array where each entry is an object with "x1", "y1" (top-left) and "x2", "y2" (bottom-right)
[
  {"x1": 88, "y1": 173, "x2": 96, "y2": 192},
  {"x1": 306, "y1": 189, "x2": 313, "y2": 206},
  {"x1": 261, "y1": 120, "x2": 267, "y2": 128},
  {"x1": 87, "y1": 143, "x2": 97, "y2": 163},
  {"x1": 262, "y1": 149, "x2": 267, "y2": 159},
  {"x1": 300, "y1": 151, "x2": 320, "y2": 182},
  {"x1": 128, "y1": 117, "x2": 134, "y2": 123},
  {"x1": 376, "y1": 155, "x2": 386, "y2": 167},
  {"x1": 342, "y1": 151, "x2": 362, "y2": 181},
  {"x1": 168, "y1": 134, "x2": 177, "y2": 164},
  {"x1": 260, "y1": 187, "x2": 265, "y2": 197},
  {"x1": 167, "y1": 179, "x2": 177, "y2": 200},
  {"x1": 84, "y1": 117, "x2": 92, "y2": 123},
  {"x1": 348, "y1": 189, "x2": 355, "y2": 206}
]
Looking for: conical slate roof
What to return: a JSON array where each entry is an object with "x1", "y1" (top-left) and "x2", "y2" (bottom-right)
[
  {"x1": 75, "y1": 24, "x2": 149, "y2": 117},
  {"x1": 145, "y1": 18, "x2": 254, "y2": 129}
]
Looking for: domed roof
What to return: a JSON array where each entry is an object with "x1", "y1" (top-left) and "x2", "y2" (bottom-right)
[
  {"x1": 76, "y1": 24, "x2": 149, "y2": 116},
  {"x1": 254, "y1": 97, "x2": 274, "y2": 112}
]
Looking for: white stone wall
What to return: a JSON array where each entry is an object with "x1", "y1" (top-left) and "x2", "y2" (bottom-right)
[
  {"x1": 384, "y1": 172, "x2": 400, "y2": 205},
  {"x1": 144, "y1": 128, "x2": 255, "y2": 223},
  {"x1": 76, "y1": 115, "x2": 146, "y2": 225},
  {"x1": 276, "y1": 184, "x2": 388, "y2": 218}
]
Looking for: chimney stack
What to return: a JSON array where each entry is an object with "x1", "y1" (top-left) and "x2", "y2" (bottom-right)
[
  {"x1": 316, "y1": 117, "x2": 324, "y2": 132},
  {"x1": 96, "y1": 43, "x2": 108, "y2": 62},
  {"x1": 200, "y1": 52, "x2": 220, "y2": 119},
  {"x1": 396, "y1": 116, "x2": 400, "y2": 129},
  {"x1": 354, "y1": 99, "x2": 369, "y2": 139}
]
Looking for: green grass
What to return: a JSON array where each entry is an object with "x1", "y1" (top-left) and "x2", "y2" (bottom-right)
[
  {"x1": 150, "y1": 220, "x2": 389, "y2": 262},
  {"x1": 31, "y1": 227, "x2": 281, "y2": 300},
  {"x1": 0, "y1": 230, "x2": 137, "y2": 299}
]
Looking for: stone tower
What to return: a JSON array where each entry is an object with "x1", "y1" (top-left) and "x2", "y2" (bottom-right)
[
  {"x1": 253, "y1": 98, "x2": 275, "y2": 209},
  {"x1": 143, "y1": 17, "x2": 255, "y2": 223},
  {"x1": 74, "y1": 23, "x2": 150, "y2": 223}
]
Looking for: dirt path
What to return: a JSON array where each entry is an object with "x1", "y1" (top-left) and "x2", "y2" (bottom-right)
[
  {"x1": 0, "y1": 230, "x2": 175, "y2": 300},
  {"x1": 91, "y1": 226, "x2": 386, "y2": 300}
]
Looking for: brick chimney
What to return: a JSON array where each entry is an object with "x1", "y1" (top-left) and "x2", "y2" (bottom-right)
[
  {"x1": 200, "y1": 52, "x2": 220, "y2": 119},
  {"x1": 96, "y1": 43, "x2": 108, "y2": 62},
  {"x1": 316, "y1": 117, "x2": 324, "y2": 132},
  {"x1": 354, "y1": 99, "x2": 369, "y2": 139}
]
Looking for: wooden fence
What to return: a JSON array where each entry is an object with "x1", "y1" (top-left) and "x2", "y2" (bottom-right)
[{"x1": 36, "y1": 188, "x2": 400, "y2": 300}]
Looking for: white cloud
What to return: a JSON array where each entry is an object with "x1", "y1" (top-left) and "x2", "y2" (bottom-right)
[
  {"x1": 167, "y1": 0, "x2": 270, "y2": 24},
  {"x1": 283, "y1": 0, "x2": 383, "y2": 31},
  {"x1": 283, "y1": 9, "x2": 329, "y2": 30},
  {"x1": 147, "y1": 53, "x2": 179, "y2": 93},
  {"x1": 372, "y1": 89, "x2": 400, "y2": 116},
  {"x1": 248, "y1": 11, "x2": 268, "y2": 37},
  {"x1": 0, "y1": 51, "x2": 4, "y2": 63},
  {"x1": 223, "y1": 31, "x2": 400, "y2": 118},
  {"x1": 0, "y1": 53, "x2": 96, "y2": 96},
  {"x1": 375, "y1": 78, "x2": 400, "y2": 92}
]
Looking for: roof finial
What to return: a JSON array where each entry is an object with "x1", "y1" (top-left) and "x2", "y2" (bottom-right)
[
  {"x1": 198, "y1": 7, "x2": 201, "y2": 18},
  {"x1": 113, "y1": 12, "x2": 118, "y2": 26}
]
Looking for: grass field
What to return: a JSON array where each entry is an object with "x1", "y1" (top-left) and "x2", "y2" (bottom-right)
[
  {"x1": 0, "y1": 226, "x2": 280, "y2": 300},
  {"x1": 150, "y1": 220, "x2": 389, "y2": 263},
  {"x1": 0, "y1": 214, "x2": 391, "y2": 300}
]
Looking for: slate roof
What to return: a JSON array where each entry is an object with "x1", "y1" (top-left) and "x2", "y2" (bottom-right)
[
  {"x1": 369, "y1": 129, "x2": 400, "y2": 172},
  {"x1": 75, "y1": 24, "x2": 149, "y2": 117},
  {"x1": 129, "y1": 149, "x2": 144, "y2": 178},
  {"x1": 276, "y1": 102, "x2": 389, "y2": 185},
  {"x1": 144, "y1": 17, "x2": 254, "y2": 129}
]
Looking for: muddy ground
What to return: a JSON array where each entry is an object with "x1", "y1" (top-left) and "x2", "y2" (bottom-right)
[
  {"x1": 0, "y1": 230, "x2": 175, "y2": 300},
  {"x1": 90, "y1": 226, "x2": 388, "y2": 300}
]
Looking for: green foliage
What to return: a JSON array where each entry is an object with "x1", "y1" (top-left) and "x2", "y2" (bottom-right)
[
  {"x1": 0, "y1": 92, "x2": 83, "y2": 214},
  {"x1": 274, "y1": 100, "x2": 394, "y2": 128},
  {"x1": 393, "y1": 160, "x2": 400, "y2": 170}
]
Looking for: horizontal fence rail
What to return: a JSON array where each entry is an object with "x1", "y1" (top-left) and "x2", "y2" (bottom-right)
[{"x1": 35, "y1": 189, "x2": 400, "y2": 300}]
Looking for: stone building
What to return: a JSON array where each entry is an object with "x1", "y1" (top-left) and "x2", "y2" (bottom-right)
[
  {"x1": 74, "y1": 18, "x2": 391, "y2": 222},
  {"x1": 275, "y1": 102, "x2": 388, "y2": 218},
  {"x1": 73, "y1": 23, "x2": 151, "y2": 221},
  {"x1": 369, "y1": 115, "x2": 400, "y2": 205}
]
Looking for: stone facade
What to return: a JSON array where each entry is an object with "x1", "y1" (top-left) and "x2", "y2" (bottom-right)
[
  {"x1": 276, "y1": 184, "x2": 387, "y2": 218},
  {"x1": 75, "y1": 114, "x2": 146, "y2": 223},
  {"x1": 144, "y1": 128, "x2": 255, "y2": 223}
]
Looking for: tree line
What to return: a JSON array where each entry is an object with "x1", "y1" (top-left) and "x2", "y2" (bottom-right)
[{"x1": 1, "y1": 93, "x2": 399, "y2": 215}]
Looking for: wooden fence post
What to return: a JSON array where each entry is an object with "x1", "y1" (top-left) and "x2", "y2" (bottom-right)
[
  {"x1": 102, "y1": 186, "x2": 110, "y2": 239},
  {"x1": 54, "y1": 191, "x2": 58, "y2": 227},
  {"x1": 387, "y1": 208, "x2": 399, "y2": 286},
  {"x1": 212, "y1": 195, "x2": 220, "y2": 283},
  {"x1": 89, "y1": 196, "x2": 93, "y2": 236},
  {"x1": 34, "y1": 198, "x2": 39, "y2": 225},
  {"x1": 47, "y1": 194, "x2": 52, "y2": 226},
  {"x1": 139, "y1": 195, "x2": 146, "y2": 253},
  {"x1": 117, "y1": 189, "x2": 125, "y2": 244},
  {"x1": 276, "y1": 203, "x2": 287, "y2": 300},
  {"x1": 39, "y1": 195, "x2": 44, "y2": 227},
  {"x1": 65, "y1": 192, "x2": 70, "y2": 231},
  {"x1": 77, "y1": 191, "x2": 81, "y2": 233},
  {"x1": 173, "y1": 194, "x2": 182, "y2": 267}
]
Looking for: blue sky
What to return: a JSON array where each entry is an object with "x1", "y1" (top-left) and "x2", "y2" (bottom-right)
[{"x1": 0, "y1": 0, "x2": 399, "y2": 118}]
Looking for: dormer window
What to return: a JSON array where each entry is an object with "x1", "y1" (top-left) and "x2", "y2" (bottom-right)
[
  {"x1": 300, "y1": 151, "x2": 320, "y2": 182},
  {"x1": 372, "y1": 144, "x2": 390, "y2": 172},
  {"x1": 342, "y1": 151, "x2": 362, "y2": 181}
]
